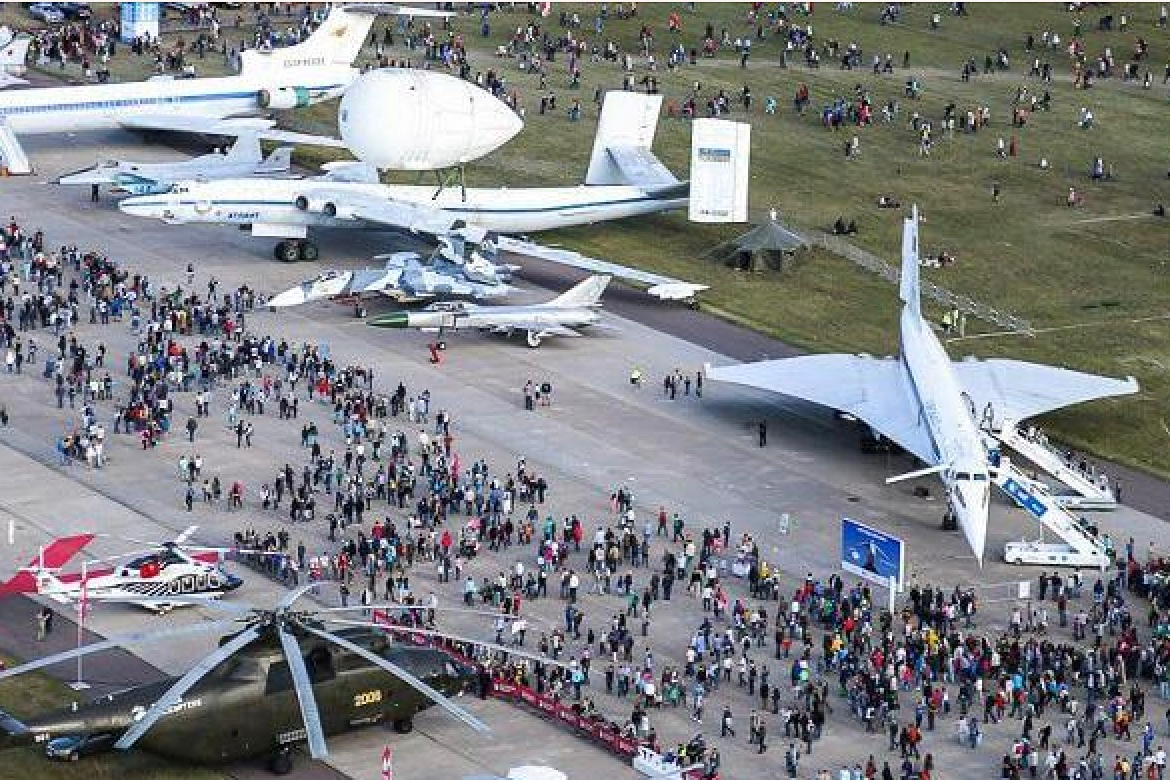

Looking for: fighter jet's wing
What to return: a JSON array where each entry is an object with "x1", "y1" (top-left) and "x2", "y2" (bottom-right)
[
  {"x1": 491, "y1": 235, "x2": 708, "y2": 301},
  {"x1": 491, "y1": 322, "x2": 580, "y2": 338},
  {"x1": 116, "y1": 115, "x2": 348, "y2": 148},
  {"x1": 952, "y1": 358, "x2": 1139, "y2": 426},
  {"x1": 705, "y1": 355, "x2": 939, "y2": 464}
]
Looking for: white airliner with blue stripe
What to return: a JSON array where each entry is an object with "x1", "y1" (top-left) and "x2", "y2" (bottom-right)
[
  {"x1": 119, "y1": 92, "x2": 750, "y2": 301},
  {"x1": 0, "y1": 5, "x2": 445, "y2": 174}
]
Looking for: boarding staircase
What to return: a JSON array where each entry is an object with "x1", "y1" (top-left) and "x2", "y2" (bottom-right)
[
  {"x1": 0, "y1": 119, "x2": 31, "y2": 175},
  {"x1": 993, "y1": 426, "x2": 1117, "y2": 510},
  {"x1": 992, "y1": 456, "x2": 1110, "y2": 570}
]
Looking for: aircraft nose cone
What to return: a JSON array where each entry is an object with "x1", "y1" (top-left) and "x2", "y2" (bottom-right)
[
  {"x1": 340, "y1": 69, "x2": 523, "y2": 170},
  {"x1": 368, "y1": 312, "x2": 409, "y2": 328},
  {"x1": 474, "y1": 96, "x2": 524, "y2": 154}
]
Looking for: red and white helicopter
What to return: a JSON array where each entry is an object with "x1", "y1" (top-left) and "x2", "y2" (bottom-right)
[{"x1": 0, "y1": 526, "x2": 246, "y2": 612}]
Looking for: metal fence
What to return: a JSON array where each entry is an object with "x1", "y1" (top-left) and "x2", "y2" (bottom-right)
[{"x1": 807, "y1": 231, "x2": 1034, "y2": 336}]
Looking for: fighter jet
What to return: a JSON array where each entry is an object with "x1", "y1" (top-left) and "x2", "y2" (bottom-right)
[
  {"x1": 268, "y1": 237, "x2": 515, "y2": 308},
  {"x1": 57, "y1": 134, "x2": 293, "y2": 196},
  {"x1": 369, "y1": 275, "x2": 610, "y2": 348}
]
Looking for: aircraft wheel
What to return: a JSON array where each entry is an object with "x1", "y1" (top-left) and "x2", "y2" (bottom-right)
[
  {"x1": 300, "y1": 240, "x2": 319, "y2": 262},
  {"x1": 393, "y1": 718, "x2": 414, "y2": 734},
  {"x1": 525, "y1": 331, "x2": 542, "y2": 349},
  {"x1": 268, "y1": 748, "x2": 294, "y2": 775},
  {"x1": 275, "y1": 241, "x2": 301, "y2": 263}
]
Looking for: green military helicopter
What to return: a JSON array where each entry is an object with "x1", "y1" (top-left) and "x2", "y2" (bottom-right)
[{"x1": 0, "y1": 586, "x2": 556, "y2": 774}]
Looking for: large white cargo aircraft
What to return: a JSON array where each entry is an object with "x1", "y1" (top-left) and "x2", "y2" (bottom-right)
[
  {"x1": 0, "y1": 5, "x2": 450, "y2": 174},
  {"x1": 118, "y1": 91, "x2": 750, "y2": 301},
  {"x1": 705, "y1": 206, "x2": 1138, "y2": 564}
]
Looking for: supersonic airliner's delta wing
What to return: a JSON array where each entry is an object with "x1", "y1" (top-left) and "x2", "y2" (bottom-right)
[
  {"x1": 0, "y1": 5, "x2": 453, "y2": 174},
  {"x1": 704, "y1": 206, "x2": 1138, "y2": 564}
]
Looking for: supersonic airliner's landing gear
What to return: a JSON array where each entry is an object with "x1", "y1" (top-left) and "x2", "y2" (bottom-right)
[{"x1": 274, "y1": 240, "x2": 319, "y2": 263}]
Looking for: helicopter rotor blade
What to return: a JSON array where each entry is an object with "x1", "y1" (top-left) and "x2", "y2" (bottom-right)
[
  {"x1": 0, "y1": 618, "x2": 239, "y2": 682},
  {"x1": 115, "y1": 624, "x2": 261, "y2": 751},
  {"x1": 173, "y1": 525, "x2": 199, "y2": 545},
  {"x1": 277, "y1": 625, "x2": 329, "y2": 759},
  {"x1": 300, "y1": 624, "x2": 489, "y2": 734},
  {"x1": 278, "y1": 581, "x2": 323, "y2": 609},
  {"x1": 315, "y1": 604, "x2": 503, "y2": 619},
  {"x1": 322, "y1": 618, "x2": 570, "y2": 671},
  {"x1": 92, "y1": 594, "x2": 254, "y2": 615}
]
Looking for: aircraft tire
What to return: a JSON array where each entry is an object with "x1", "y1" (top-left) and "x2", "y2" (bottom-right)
[
  {"x1": 393, "y1": 718, "x2": 414, "y2": 734},
  {"x1": 525, "y1": 331, "x2": 542, "y2": 349},
  {"x1": 275, "y1": 241, "x2": 302, "y2": 263},
  {"x1": 300, "y1": 241, "x2": 319, "y2": 262},
  {"x1": 268, "y1": 748, "x2": 294, "y2": 775}
]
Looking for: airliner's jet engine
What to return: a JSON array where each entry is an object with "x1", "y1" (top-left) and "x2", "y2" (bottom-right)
[
  {"x1": 259, "y1": 86, "x2": 312, "y2": 110},
  {"x1": 339, "y1": 69, "x2": 523, "y2": 171}
]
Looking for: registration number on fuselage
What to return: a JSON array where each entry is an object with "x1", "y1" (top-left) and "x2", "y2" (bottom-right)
[{"x1": 353, "y1": 690, "x2": 383, "y2": 707}]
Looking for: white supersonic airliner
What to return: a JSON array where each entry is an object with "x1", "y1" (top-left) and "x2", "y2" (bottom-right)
[{"x1": 706, "y1": 206, "x2": 1139, "y2": 564}]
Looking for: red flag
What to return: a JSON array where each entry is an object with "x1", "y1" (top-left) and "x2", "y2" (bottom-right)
[{"x1": 381, "y1": 745, "x2": 393, "y2": 780}]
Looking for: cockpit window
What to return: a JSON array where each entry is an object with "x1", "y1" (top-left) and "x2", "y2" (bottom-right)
[
  {"x1": 973, "y1": 473, "x2": 988, "y2": 481},
  {"x1": 956, "y1": 473, "x2": 970, "y2": 480}
]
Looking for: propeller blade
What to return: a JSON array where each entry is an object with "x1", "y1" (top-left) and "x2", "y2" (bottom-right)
[
  {"x1": 278, "y1": 581, "x2": 323, "y2": 609},
  {"x1": 116, "y1": 624, "x2": 261, "y2": 751},
  {"x1": 322, "y1": 618, "x2": 570, "y2": 670},
  {"x1": 0, "y1": 618, "x2": 239, "y2": 682},
  {"x1": 277, "y1": 626, "x2": 329, "y2": 759},
  {"x1": 300, "y1": 624, "x2": 488, "y2": 734}
]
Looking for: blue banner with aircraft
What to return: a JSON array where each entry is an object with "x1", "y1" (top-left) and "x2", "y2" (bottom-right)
[{"x1": 841, "y1": 517, "x2": 905, "y2": 589}]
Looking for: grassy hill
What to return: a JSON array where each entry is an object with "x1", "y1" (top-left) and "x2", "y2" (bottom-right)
[{"x1": 5, "y1": 3, "x2": 1169, "y2": 475}]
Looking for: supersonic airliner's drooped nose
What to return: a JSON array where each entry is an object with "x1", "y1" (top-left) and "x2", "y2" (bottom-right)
[{"x1": 339, "y1": 69, "x2": 523, "y2": 171}]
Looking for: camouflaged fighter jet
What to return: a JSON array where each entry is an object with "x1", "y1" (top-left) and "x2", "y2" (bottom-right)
[{"x1": 267, "y1": 234, "x2": 515, "y2": 308}]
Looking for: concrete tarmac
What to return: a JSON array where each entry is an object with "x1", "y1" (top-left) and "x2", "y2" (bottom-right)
[{"x1": 0, "y1": 130, "x2": 1166, "y2": 780}]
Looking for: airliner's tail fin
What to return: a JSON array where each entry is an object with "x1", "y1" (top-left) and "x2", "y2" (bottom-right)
[
  {"x1": 224, "y1": 133, "x2": 263, "y2": 163},
  {"x1": 257, "y1": 146, "x2": 293, "y2": 173},
  {"x1": 548, "y1": 275, "x2": 611, "y2": 308},
  {"x1": 240, "y1": 6, "x2": 376, "y2": 73},
  {"x1": 0, "y1": 534, "x2": 94, "y2": 596},
  {"x1": 687, "y1": 118, "x2": 751, "y2": 223},
  {"x1": 899, "y1": 205, "x2": 921, "y2": 316},
  {"x1": 240, "y1": 5, "x2": 452, "y2": 75},
  {"x1": 585, "y1": 92, "x2": 675, "y2": 188}
]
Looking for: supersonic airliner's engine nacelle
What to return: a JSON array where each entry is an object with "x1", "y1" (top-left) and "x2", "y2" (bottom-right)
[
  {"x1": 259, "y1": 86, "x2": 311, "y2": 110},
  {"x1": 294, "y1": 196, "x2": 345, "y2": 219},
  {"x1": 338, "y1": 69, "x2": 524, "y2": 171}
]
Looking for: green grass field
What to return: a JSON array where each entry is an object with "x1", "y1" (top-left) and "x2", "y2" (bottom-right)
[{"x1": 5, "y1": 3, "x2": 1170, "y2": 476}]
